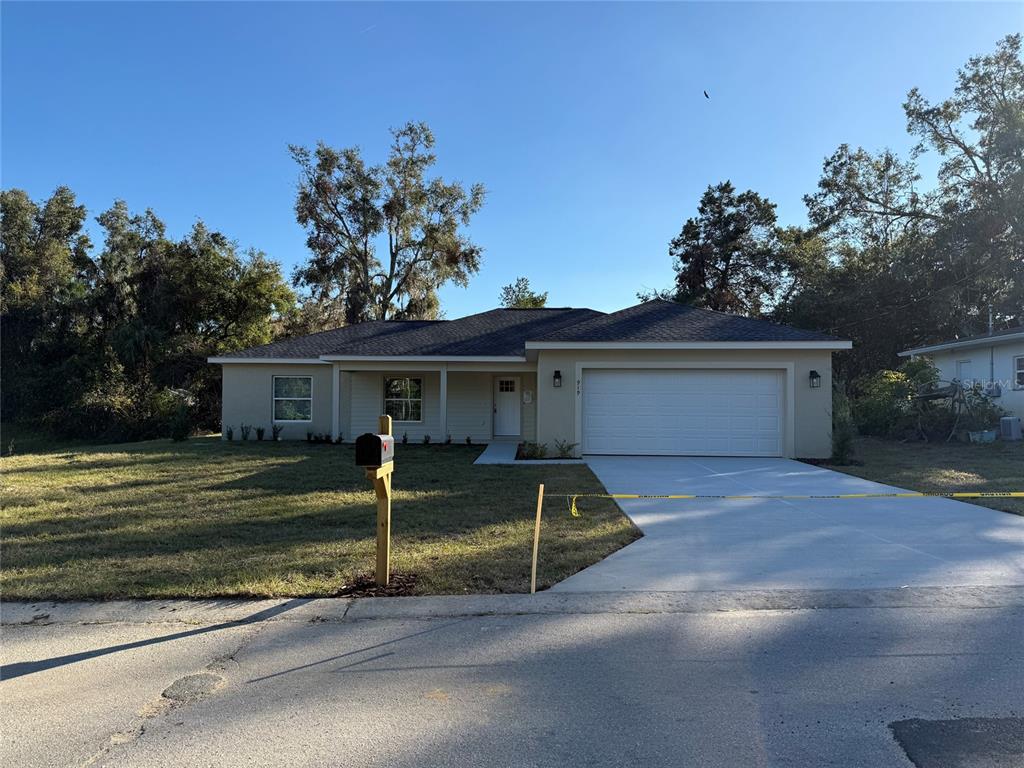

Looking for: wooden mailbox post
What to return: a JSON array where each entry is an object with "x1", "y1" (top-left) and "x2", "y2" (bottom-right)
[{"x1": 361, "y1": 415, "x2": 395, "y2": 586}]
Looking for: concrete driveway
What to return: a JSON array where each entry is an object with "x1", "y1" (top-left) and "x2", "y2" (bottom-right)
[{"x1": 553, "y1": 456, "x2": 1024, "y2": 592}]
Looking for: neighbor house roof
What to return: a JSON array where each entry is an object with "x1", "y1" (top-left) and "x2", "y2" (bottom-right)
[
  {"x1": 527, "y1": 299, "x2": 843, "y2": 345},
  {"x1": 898, "y1": 326, "x2": 1024, "y2": 357},
  {"x1": 211, "y1": 300, "x2": 849, "y2": 363}
]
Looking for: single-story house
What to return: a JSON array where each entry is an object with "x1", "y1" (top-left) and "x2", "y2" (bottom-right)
[
  {"x1": 209, "y1": 299, "x2": 851, "y2": 458},
  {"x1": 899, "y1": 326, "x2": 1024, "y2": 417}
]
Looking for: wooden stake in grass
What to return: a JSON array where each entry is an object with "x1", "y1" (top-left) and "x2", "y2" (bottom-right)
[{"x1": 530, "y1": 483, "x2": 545, "y2": 594}]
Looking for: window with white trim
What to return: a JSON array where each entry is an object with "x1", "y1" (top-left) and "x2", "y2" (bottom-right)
[
  {"x1": 1015, "y1": 356, "x2": 1024, "y2": 389},
  {"x1": 273, "y1": 376, "x2": 312, "y2": 421},
  {"x1": 384, "y1": 377, "x2": 423, "y2": 422}
]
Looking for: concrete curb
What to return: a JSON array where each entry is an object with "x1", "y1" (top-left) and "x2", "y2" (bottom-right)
[{"x1": 4, "y1": 585, "x2": 1024, "y2": 626}]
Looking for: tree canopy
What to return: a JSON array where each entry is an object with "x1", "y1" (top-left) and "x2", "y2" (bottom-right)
[
  {"x1": 1, "y1": 188, "x2": 293, "y2": 439},
  {"x1": 651, "y1": 34, "x2": 1023, "y2": 382},
  {"x1": 291, "y1": 122, "x2": 486, "y2": 325},
  {"x1": 499, "y1": 276, "x2": 548, "y2": 308}
]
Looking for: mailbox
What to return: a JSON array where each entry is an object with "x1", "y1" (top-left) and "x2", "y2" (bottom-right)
[{"x1": 355, "y1": 433, "x2": 395, "y2": 467}]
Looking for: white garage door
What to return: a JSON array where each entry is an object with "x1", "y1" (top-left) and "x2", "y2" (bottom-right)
[{"x1": 582, "y1": 369, "x2": 783, "y2": 456}]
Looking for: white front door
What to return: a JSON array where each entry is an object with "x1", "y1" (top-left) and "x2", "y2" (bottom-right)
[{"x1": 494, "y1": 377, "x2": 521, "y2": 436}]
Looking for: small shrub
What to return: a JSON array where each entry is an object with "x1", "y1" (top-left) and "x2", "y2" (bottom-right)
[
  {"x1": 422, "y1": 434, "x2": 431, "y2": 445},
  {"x1": 169, "y1": 404, "x2": 190, "y2": 442},
  {"x1": 959, "y1": 388, "x2": 1004, "y2": 432},
  {"x1": 402, "y1": 432, "x2": 408, "y2": 445},
  {"x1": 553, "y1": 439, "x2": 578, "y2": 458},
  {"x1": 465, "y1": 436, "x2": 472, "y2": 445},
  {"x1": 225, "y1": 425, "x2": 234, "y2": 441},
  {"x1": 272, "y1": 424, "x2": 284, "y2": 440},
  {"x1": 831, "y1": 381, "x2": 856, "y2": 464},
  {"x1": 519, "y1": 441, "x2": 549, "y2": 460},
  {"x1": 255, "y1": 426, "x2": 265, "y2": 441},
  {"x1": 445, "y1": 434, "x2": 452, "y2": 445},
  {"x1": 306, "y1": 431, "x2": 314, "y2": 443},
  {"x1": 240, "y1": 424, "x2": 252, "y2": 441}
]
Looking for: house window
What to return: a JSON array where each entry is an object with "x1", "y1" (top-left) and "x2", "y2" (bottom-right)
[
  {"x1": 273, "y1": 376, "x2": 312, "y2": 422},
  {"x1": 1015, "y1": 356, "x2": 1024, "y2": 389},
  {"x1": 498, "y1": 379, "x2": 516, "y2": 393},
  {"x1": 384, "y1": 377, "x2": 423, "y2": 422}
]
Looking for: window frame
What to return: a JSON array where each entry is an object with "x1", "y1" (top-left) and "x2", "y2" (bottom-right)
[
  {"x1": 272, "y1": 375, "x2": 314, "y2": 423},
  {"x1": 383, "y1": 376, "x2": 424, "y2": 423},
  {"x1": 1014, "y1": 356, "x2": 1024, "y2": 390}
]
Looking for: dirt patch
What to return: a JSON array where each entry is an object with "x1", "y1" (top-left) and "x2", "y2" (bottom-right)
[{"x1": 334, "y1": 572, "x2": 418, "y2": 597}]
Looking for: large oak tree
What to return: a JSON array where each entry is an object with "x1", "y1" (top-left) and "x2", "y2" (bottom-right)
[{"x1": 291, "y1": 122, "x2": 486, "y2": 324}]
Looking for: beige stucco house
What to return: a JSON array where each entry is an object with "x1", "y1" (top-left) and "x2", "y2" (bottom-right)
[
  {"x1": 899, "y1": 326, "x2": 1024, "y2": 417},
  {"x1": 210, "y1": 300, "x2": 852, "y2": 458}
]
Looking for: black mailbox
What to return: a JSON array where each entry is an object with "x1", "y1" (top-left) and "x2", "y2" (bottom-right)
[{"x1": 355, "y1": 433, "x2": 395, "y2": 467}]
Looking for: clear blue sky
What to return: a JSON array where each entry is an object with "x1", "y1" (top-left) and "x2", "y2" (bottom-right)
[{"x1": 3, "y1": 2, "x2": 1019, "y2": 316}]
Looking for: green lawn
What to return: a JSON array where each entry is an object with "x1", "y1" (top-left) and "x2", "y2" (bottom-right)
[
  {"x1": 1, "y1": 435, "x2": 639, "y2": 599},
  {"x1": 824, "y1": 438, "x2": 1024, "y2": 516}
]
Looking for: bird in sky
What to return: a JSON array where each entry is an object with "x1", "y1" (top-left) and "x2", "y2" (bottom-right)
[{"x1": 704, "y1": 90, "x2": 710, "y2": 99}]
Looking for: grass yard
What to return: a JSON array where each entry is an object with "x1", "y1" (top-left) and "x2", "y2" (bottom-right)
[
  {"x1": 1, "y1": 434, "x2": 639, "y2": 600},
  {"x1": 824, "y1": 438, "x2": 1024, "y2": 516}
]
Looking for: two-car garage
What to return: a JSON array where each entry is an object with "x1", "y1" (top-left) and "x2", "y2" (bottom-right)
[{"x1": 581, "y1": 369, "x2": 784, "y2": 457}]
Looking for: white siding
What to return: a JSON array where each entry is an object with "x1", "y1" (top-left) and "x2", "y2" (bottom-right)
[
  {"x1": 446, "y1": 372, "x2": 492, "y2": 443},
  {"x1": 220, "y1": 363, "x2": 333, "y2": 440},
  {"x1": 927, "y1": 342, "x2": 1024, "y2": 417}
]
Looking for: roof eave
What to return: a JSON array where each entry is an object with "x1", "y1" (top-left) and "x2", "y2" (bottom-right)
[
  {"x1": 524, "y1": 340, "x2": 852, "y2": 350},
  {"x1": 208, "y1": 357, "x2": 329, "y2": 365},
  {"x1": 898, "y1": 332, "x2": 1024, "y2": 357},
  {"x1": 317, "y1": 354, "x2": 529, "y2": 363}
]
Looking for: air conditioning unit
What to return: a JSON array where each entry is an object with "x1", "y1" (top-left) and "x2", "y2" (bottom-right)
[{"x1": 1000, "y1": 416, "x2": 1022, "y2": 441}]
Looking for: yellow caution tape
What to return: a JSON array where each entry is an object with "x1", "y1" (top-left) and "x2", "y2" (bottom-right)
[{"x1": 564, "y1": 491, "x2": 1024, "y2": 517}]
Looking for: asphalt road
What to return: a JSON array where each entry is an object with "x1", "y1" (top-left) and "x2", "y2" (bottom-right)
[{"x1": 3, "y1": 591, "x2": 1023, "y2": 768}]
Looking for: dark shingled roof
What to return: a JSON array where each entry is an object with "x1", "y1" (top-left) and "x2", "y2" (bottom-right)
[
  {"x1": 225, "y1": 308, "x2": 604, "y2": 359},
  {"x1": 532, "y1": 300, "x2": 842, "y2": 343},
  {"x1": 221, "y1": 300, "x2": 844, "y2": 359}
]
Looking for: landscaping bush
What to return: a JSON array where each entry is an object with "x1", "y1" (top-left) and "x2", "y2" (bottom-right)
[
  {"x1": 554, "y1": 439, "x2": 578, "y2": 458},
  {"x1": 851, "y1": 358, "x2": 939, "y2": 437},
  {"x1": 518, "y1": 442, "x2": 549, "y2": 460},
  {"x1": 959, "y1": 388, "x2": 1005, "y2": 432},
  {"x1": 831, "y1": 381, "x2": 856, "y2": 464},
  {"x1": 169, "y1": 404, "x2": 191, "y2": 442}
]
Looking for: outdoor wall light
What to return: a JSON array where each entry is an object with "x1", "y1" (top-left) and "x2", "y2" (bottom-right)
[
  {"x1": 809, "y1": 370, "x2": 822, "y2": 389},
  {"x1": 553, "y1": 370, "x2": 562, "y2": 388}
]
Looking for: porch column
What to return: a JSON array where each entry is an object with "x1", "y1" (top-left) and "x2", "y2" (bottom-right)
[
  {"x1": 439, "y1": 363, "x2": 448, "y2": 441},
  {"x1": 330, "y1": 362, "x2": 341, "y2": 442}
]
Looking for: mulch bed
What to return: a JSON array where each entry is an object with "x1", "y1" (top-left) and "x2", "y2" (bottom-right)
[{"x1": 334, "y1": 572, "x2": 418, "y2": 597}]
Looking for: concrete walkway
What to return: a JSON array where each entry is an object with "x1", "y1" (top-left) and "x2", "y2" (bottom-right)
[
  {"x1": 473, "y1": 441, "x2": 519, "y2": 464},
  {"x1": 553, "y1": 456, "x2": 1024, "y2": 592}
]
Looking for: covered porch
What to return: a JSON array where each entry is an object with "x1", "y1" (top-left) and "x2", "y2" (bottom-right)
[{"x1": 327, "y1": 360, "x2": 539, "y2": 445}]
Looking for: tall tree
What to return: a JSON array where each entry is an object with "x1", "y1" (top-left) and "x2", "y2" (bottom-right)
[
  {"x1": 499, "y1": 276, "x2": 548, "y2": 308},
  {"x1": 800, "y1": 33, "x2": 1024, "y2": 344},
  {"x1": 291, "y1": 122, "x2": 486, "y2": 324},
  {"x1": 1, "y1": 188, "x2": 294, "y2": 437},
  {"x1": 662, "y1": 182, "x2": 794, "y2": 316}
]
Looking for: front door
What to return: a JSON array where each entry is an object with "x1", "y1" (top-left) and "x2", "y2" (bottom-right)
[{"x1": 494, "y1": 377, "x2": 521, "y2": 436}]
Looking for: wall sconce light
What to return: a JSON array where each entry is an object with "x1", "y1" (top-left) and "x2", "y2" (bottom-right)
[
  {"x1": 553, "y1": 370, "x2": 562, "y2": 388},
  {"x1": 809, "y1": 370, "x2": 822, "y2": 389}
]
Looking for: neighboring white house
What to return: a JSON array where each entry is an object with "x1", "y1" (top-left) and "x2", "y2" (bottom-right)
[
  {"x1": 209, "y1": 300, "x2": 852, "y2": 458},
  {"x1": 898, "y1": 326, "x2": 1024, "y2": 417}
]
